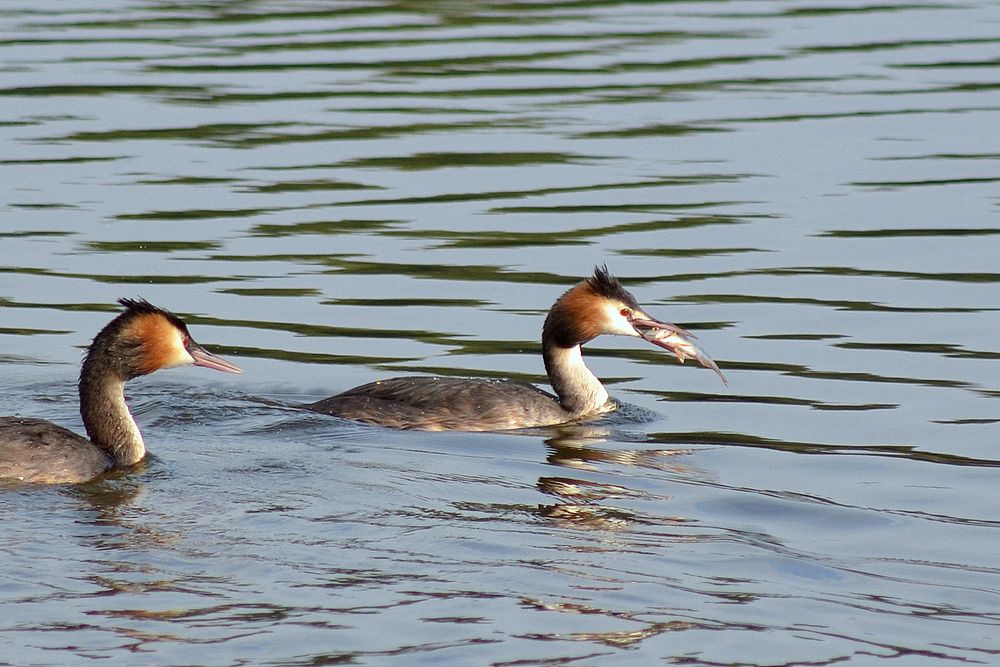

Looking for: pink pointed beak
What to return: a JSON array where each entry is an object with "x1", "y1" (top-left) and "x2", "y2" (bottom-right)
[
  {"x1": 630, "y1": 315, "x2": 727, "y2": 386},
  {"x1": 189, "y1": 341, "x2": 244, "y2": 374}
]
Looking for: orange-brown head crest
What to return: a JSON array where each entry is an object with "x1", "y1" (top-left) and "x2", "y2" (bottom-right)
[
  {"x1": 543, "y1": 266, "x2": 641, "y2": 347},
  {"x1": 113, "y1": 299, "x2": 192, "y2": 376}
]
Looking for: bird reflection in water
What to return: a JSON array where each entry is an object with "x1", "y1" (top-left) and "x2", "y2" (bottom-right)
[{"x1": 534, "y1": 424, "x2": 698, "y2": 531}]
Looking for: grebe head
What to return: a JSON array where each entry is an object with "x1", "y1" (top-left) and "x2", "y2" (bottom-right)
[
  {"x1": 91, "y1": 298, "x2": 243, "y2": 380},
  {"x1": 544, "y1": 266, "x2": 663, "y2": 344},
  {"x1": 545, "y1": 266, "x2": 727, "y2": 384}
]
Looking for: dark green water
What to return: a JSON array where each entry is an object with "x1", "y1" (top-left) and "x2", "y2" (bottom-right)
[{"x1": 2, "y1": 1, "x2": 998, "y2": 664}]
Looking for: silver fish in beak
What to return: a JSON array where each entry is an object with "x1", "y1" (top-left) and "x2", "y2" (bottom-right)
[{"x1": 630, "y1": 315, "x2": 727, "y2": 385}]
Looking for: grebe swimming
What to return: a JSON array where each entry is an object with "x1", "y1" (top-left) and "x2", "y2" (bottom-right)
[
  {"x1": 0, "y1": 299, "x2": 242, "y2": 484},
  {"x1": 305, "y1": 266, "x2": 725, "y2": 431}
]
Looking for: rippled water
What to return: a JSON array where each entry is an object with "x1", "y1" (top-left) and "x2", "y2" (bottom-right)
[{"x1": 2, "y1": 1, "x2": 999, "y2": 664}]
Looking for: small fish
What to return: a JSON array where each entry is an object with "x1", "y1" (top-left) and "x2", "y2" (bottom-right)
[{"x1": 633, "y1": 318, "x2": 728, "y2": 386}]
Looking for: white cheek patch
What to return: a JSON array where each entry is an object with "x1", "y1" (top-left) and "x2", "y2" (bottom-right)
[
  {"x1": 602, "y1": 302, "x2": 639, "y2": 337},
  {"x1": 163, "y1": 329, "x2": 195, "y2": 368}
]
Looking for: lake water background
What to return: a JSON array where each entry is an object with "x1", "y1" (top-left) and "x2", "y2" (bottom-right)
[{"x1": 1, "y1": 1, "x2": 999, "y2": 664}]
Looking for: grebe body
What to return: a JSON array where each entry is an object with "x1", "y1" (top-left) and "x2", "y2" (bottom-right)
[
  {"x1": 0, "y1": 299, "x2": 242, "y2": 484},
  {"x1": 306, "y1": 266, "x2": 724, "y2": 431},
  {"x1": 308, "y1": 376, "x2": 579, "y2": 432}
]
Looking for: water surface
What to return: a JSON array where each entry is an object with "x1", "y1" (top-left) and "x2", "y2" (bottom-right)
[{"x1": 2, "y1": 1, "x2": 999, "y2": 664}]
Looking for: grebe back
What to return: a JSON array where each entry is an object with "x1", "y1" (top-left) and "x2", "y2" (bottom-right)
[
  {"x1": 306, "y1": 266, "x2": 724, "y2": 431},
  {"x1": 0, "y1": 299, "x2": 242, "y2": 484}
]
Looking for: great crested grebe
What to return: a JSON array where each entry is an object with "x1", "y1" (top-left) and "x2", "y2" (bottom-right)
[
  {"x1": 0, "y1": 299, "x2": 242, "y2": 484},
  {"x1": 305, "y1": 266, "x2": 725, "y2": 431}
]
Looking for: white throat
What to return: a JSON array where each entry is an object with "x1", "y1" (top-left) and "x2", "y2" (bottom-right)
[{"x1": 544, "y1": 343, "x2": 610, "y2": 416}]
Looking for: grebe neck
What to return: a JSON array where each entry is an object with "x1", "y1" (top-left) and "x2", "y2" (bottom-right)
[
  {"x1": 542, "y1": 340, "x2": 610, "y2": 416},
  {"x1": 79, "y1": 359, "x2": 145, "y2": 467}
]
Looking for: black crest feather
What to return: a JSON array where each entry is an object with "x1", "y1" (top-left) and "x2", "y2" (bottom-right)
[
  {"x1": 587, "y1": 265, "x2": 638, "y2": 308},
  {"x1": 117, "y1": 298, "x2": 189, "y2": 334}
]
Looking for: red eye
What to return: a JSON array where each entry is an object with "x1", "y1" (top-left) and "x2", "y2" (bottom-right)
[{"x1": 620, "y1": 308, "x2": 630, "y2": 317}]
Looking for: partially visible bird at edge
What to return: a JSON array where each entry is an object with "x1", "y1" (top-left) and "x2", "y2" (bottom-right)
[{"x1": 0, "y1": 299, "x2": 242, "y2": 484}]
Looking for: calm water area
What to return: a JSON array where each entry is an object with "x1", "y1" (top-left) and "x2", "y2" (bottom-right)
[{"x1": 1, "y1": 1, "x2": 999, "y2": 664}]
